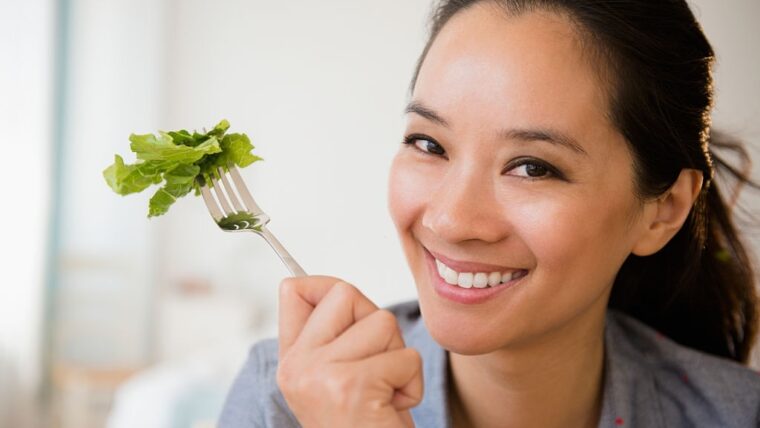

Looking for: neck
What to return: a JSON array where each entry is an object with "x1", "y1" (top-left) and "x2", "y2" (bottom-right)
[{"x1": 447, "y1": 308, "x2": 607, "y2": 428}]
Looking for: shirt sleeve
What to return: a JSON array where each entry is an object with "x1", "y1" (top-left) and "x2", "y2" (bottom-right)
[{"x1": 217, "y1": 338, "x2": 301, "y2": 428}]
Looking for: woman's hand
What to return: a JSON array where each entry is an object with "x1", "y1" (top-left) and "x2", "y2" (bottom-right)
[{"x1": 276, "y1": 276, "x2": 424, "y2": 428}]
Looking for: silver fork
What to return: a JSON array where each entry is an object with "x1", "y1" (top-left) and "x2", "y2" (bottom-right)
[{"x1": 198, "y1": 165, "x2": 307, "y2": 277}]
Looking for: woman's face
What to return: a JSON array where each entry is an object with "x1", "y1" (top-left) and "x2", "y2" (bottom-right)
[{"x1": 388, "y1": 5, "x2": 648, "y2": 354}]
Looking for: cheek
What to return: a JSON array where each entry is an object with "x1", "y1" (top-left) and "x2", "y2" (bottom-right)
[
  {"x1": 509, "y1": 188, "x2": 636, "y2": 286},
  {"x1": 387, "y1": 153, "x2": 430, "y2": 233}
]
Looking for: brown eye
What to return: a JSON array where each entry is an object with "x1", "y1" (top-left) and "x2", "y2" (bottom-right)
[
  {"x1": 403, "y1": 134, "x2": 446, "y2": 156},
  {"x1": 504, "y1": 158, "x2": 562, "y2": 180},
  {"x1": 417, "y1": 139, "x2": 445, "y2": 155},
  {"x1": 523, "y1": 163, "x2": 548, "y2": 177}
]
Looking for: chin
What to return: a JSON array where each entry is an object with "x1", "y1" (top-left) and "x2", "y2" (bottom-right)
[
  {"x1": 418, "y1": 297, "x2": 515, "y2": 356},
  {"x1": 431, "y1": 331, "x2": 500, "y2": 356}
]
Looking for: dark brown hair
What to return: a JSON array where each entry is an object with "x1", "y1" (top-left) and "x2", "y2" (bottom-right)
[{"x1": 411, "y1": 0, "x2": 759, "y2": 362}]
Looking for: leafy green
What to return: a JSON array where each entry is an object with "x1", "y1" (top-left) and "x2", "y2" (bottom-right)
[
  {"x1": 217, "y1": 212, "x2": 263, "y2": 231},
  {"x1": 103, "y1": 119, "x2": 262, "y2": 217}
]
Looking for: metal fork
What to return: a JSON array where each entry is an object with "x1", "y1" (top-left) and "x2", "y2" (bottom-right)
[{"x1": 198, "y1": 165, "x2": 307, "y2": 277}]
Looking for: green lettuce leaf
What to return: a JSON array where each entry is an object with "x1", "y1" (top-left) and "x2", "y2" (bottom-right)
[
  {"x1": 195, "y1": 132, "x2": 262, "y2": 183},
  {"x1": 103, "y1": 119, "x2": 262, "y2": 217},
  {"x1": 103, "y1": 154, "x2": 162, "y2": 195},
  {"x1": 129, "y1": 132, "x2": 221, "y2": 163}
]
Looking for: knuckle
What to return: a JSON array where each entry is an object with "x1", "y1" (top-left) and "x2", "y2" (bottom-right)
[
  {"x1": 407, "y1": 348, "x2": 422, "y2": 367},
  {"x1": 275, "y1": 366, "x2": 293, "y2": 396},
  {"x1": 294, "y1": 375, "x2": 317, "y2": 398},
  {"x1": 278, "y1": 359, "x2": 362, "y2": 411},
  {"x1": 275, "y1": 356, "x2": 298, "y2": 392},
  {"x1": 279, "y1": 277, "x2": 298, "y2": 298},
  {"x1": 324, "y1": 371, "x2": 358, "y2": 407},
  {"x1": 278, "y1": 364, "x2": 315, "y2": 399},
  {"x1": 328, "y1": 281, "x2": 360, "y2": 305},
  {"x1": 374, "y1": 309, "x2": 399, "y2": 331},
  {"x1": 332, "y1": 280, "x2": 356, "y2": 297}
]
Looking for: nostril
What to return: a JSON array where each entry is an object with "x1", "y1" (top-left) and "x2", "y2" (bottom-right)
[
  {"x1": 421, "y1": 203, "x2": 510, "y2": 245},
  {"x1": 420, "y1": 173, "x2": 511, "y2": 244}
]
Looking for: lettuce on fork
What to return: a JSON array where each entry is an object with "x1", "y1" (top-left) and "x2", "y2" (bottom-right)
[{"x1": 103, "y1": 119, "x2": 262, "y2": 217}]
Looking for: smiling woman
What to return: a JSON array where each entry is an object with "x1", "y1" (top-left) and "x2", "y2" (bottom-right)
[{"x1": 219, "y1": 1, "x2": 760, "y2": 427}]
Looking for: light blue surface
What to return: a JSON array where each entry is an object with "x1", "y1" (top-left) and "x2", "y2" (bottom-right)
[{"x1": 43, "y1": 0, "x2": 71, "y2": 397}]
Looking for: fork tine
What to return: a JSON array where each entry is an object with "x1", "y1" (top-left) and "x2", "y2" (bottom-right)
[
  {"x1": 218, "y1": 167, "x2": 245, "y2": 213},
  {"x1": 201, "y1": 166, "x2": 304, "y2": 276},
  {"x1": 211, "y1": 175, "x2": 235, "y2": 215},
  {"x1": 228, "y1": 165, "x2": 265, "y2": 215},
  {"x1": 200, "y1": 184, "x2": 224, "y2": 221}
]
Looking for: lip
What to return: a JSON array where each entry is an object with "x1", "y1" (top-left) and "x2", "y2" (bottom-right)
[
  {"x1": 427, "y1": 249, "x2": 517, "y2": 274},
  {"x1": 424, "y1": 248, "x2": 526, "y2": 305}
]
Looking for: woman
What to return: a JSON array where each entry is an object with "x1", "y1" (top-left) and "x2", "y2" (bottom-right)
[{"x1": 220, "y1": 1, "x2": 760, "y2": 426}]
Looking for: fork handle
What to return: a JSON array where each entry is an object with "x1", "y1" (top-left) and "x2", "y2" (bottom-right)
[{"x1": 258, "y1": 226, "x2": 307, "y2": 277}]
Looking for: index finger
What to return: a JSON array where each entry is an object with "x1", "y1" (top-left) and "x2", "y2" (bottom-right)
[{"x1": 278, "y1": 275, "x2": 378, "y2": 359}]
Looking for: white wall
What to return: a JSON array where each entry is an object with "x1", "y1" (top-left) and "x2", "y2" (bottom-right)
[
  {"x1": 56, "y1": 0, "x2": 168, "y2": 369},
  {"x1": 0, "y1": 1, "x2": 53, "y2": 426},
  {"x1": 157, "y1": 0, "x2": 434, "y2": 315}
]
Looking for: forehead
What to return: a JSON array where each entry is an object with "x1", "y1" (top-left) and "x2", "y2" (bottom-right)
[{"x1": 413, "y1": 4, "x2": 613, "y2": 141}]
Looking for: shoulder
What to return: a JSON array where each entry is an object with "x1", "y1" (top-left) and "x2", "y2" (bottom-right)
[
  {"x1": 606, "y1": 310, "x2": 760, "y2": 427},
  {"x1": 382, "y1": 300, "x2": 441, "y2": 357},
  {"x1": 384, "y1": 299, "x2": 425, "y2": 335},
  {"x1": 218, "y1": 338, "x2": 299, "y2": 428},
  {"x1": 218, "y1": 299, "x2": 428, "y2": 428}
]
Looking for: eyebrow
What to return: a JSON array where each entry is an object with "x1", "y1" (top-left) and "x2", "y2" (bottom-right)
[
  {"x1": 405, "y1": 101, "x2": 450, "y2": 127},
  {"x1": 502, "y1": 129, "x2": 588, "y2": 156},
  {"x1": 404, "y1": 101, "x2": 588, "y2": 156}
]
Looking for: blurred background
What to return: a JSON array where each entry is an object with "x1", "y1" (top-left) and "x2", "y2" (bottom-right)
[{"x1": 1, "y1": 0, "x2": 758, "y2": 427}]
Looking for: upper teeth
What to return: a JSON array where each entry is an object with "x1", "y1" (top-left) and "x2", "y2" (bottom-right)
[{"x1": 435, "y1": 259, "x2": 520, "y2": 289}]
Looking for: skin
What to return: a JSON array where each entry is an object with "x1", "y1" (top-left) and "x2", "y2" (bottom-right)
[
  {"x1": 277, "y1": 277, "x2": 422, "y2": 427},
  {"x1": 277, "y1": 3, "x2": 703, "y2": 427}
]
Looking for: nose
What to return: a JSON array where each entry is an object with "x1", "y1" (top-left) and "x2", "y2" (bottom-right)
[{"x1": 421, "y1": 165, "x2": 511, "y2": 244}]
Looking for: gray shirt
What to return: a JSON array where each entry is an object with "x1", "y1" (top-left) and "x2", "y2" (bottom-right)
[{"x1": 219, "y1": 300, "x2": 760, "y2": 427}]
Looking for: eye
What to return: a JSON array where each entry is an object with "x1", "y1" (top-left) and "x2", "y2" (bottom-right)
[
  {"x1": 504, "y1": 158, "x2": 563, "y2": 180},
  {"x1": 403, "y1": 134, "x2": 446, "y2": 156}
]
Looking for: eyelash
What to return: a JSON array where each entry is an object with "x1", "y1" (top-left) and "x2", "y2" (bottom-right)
[
  {"x1": 402, "y1": 134, "x2": 565, "y2": 180},
  {"x1": 403, "y1": 134, "x2": 447, "y2": 158}
]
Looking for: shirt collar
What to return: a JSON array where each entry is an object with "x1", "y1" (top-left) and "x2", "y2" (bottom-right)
[{"x1": 403, "y1": 308, "x2": 665, "y2": 428}]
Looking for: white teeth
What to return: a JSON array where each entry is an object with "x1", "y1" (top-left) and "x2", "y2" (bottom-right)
[
  {"x1": 473, "y1": 273, "x2": 488, "y2": 288},
  {"x1": 457, "y1": 272, "x2": 474, "y2": 288},
  {"x1": 488, "y1": 272, "x2": 501, "y2": 287},
  {"x1": 435, "y1": 257, "x2": 523, "y2": 289},
  {"x1": 443, "y1": 266, "x2": 459, "y2": 285}
]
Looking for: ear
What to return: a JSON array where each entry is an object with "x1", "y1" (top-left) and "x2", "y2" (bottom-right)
[{"x1": 631, "y1": 169, "x2": 704, "y2": 256}]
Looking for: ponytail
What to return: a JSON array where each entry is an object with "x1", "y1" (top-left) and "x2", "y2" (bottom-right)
[{"x1": 609, "y1": 131, "x2": 759, "y2": 363}]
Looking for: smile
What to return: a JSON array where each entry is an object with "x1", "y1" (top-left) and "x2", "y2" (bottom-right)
[
  {"x1": 423, "y1": 248, "x2": 528, "y2": 304},
  {"x1": 435, "y1": 258, "x2": 528, "y2": 289}
]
